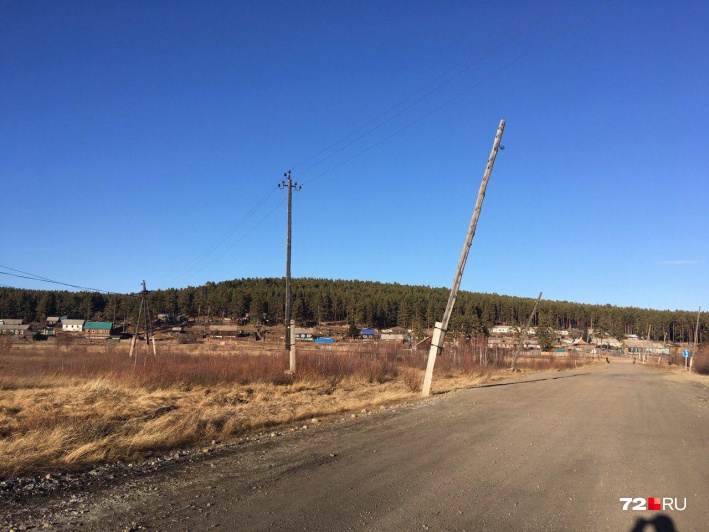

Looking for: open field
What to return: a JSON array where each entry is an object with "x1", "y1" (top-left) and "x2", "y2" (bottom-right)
[{"x1": 0, "y1": 340, "x2": 595, "y2": 479}]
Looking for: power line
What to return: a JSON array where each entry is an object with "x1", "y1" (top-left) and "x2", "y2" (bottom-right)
[
  {"x1": 164, "y1": 2, "x2": 569, "y2": 279},
  {"x1": 0, "y1": 263, "x2": 135, "y2": 296},
  {"x1": 302, "y1": 0, "x2": 614, "y2": 186},
  {"x1": 170, "y1": 185, "x2": 279, "y2": 281},
  {"x1": 90, "y1": 1, "x2": 612, "y2": 284},
  {"x1": 185, "y1": 197, "x2": 287, "y2": 280},
  {"x1": 292, "y1": 0, "x2": 570, "y2": 179},
  {"x1": 289, "y1": 0, "x2": 568, "y2": 174}
]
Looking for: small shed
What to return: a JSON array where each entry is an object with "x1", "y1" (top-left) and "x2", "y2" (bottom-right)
[{"x1": 46, "y1": 316, "x2": 61, "y2": 326}]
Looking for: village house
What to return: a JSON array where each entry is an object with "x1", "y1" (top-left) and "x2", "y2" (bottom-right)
[
  {"x1": 84, "y1": 321, "x2": 113, "y2": 338},
  {"x1": 207, "y1": 325, "x2": 241, "y2": 338},
  {"x1": 591, "y1": 335, "x2": 623, "y2": 349},
  {"x1": 46, "y1": 316, "x2": 61, "y2": 326},
  {"x1": 0, "y1": 323, "x2": 32, "y2": 336},
  {"x1": 360, "y1": 328, "x2": 377, "y2": 340},
  {"x1": 0, "y1": 318, "x2": 23, "y2": 326},
  {"x1": 488, "y1": 336, "x2": 516, "y2": 349},
  {"x1": 625, "y1": 339, "x2": 669, "y2": 355},
  {"x1": 490, "y1": 325, "x2": 516, "y2": 335},
  {"x1": 380, "y1": 333, "x2": 407, "y2": 342},
  {"x1": 62, "y1": 319, "x2": 85, "y2": 332},
  {"x1": 293, "y1": 327, "x2": 315, "y2": 341}
]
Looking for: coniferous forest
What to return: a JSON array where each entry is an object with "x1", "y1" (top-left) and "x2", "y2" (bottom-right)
[{"x1": 0, "y1": 278, "x2": 705, "y2": 343}]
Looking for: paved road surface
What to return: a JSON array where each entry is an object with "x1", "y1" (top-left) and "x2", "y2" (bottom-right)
[{"x1": 3, "y1": 361, "x2": 707, "y2": 531}]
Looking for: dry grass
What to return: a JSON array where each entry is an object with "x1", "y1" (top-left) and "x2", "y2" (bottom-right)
[{"x1": 0, "y1": 340, "x2": 593, "y2": 479}]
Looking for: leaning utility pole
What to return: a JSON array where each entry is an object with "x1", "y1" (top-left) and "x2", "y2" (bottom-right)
[
  {"x1": 510, "y1": 292, "x2": 543, "y2": 371},
  {"x1": 129, "y1": 280, "x2": 157, "y2": 361},
  {"x1": 421, "y1": 119, "x2": 505, "y2": 397},
  {"x1": 279, "y1": 170, "x2": 301, "y2": 351}
]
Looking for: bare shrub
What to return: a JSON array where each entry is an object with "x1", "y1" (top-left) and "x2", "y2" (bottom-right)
[
  {"x1": 401, "y1": 368, "x2": 423, "y2": 392},
  {"x1": 693, "y1": 345, "x2": 709, "y2": 375}
]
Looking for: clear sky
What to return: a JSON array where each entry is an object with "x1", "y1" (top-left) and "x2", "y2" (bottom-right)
[{"x1": 1, "y1": 0, "x2": 707, "y2": 311}]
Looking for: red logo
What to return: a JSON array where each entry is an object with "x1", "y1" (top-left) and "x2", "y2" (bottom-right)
[{"x1": 648, "y1": 498, "x2": 661, "y2": 511}]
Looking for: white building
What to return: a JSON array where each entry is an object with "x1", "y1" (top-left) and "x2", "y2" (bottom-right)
[
  {"x1": 62, "y1": 319, "x2": 85, "y2": 332},
  {"x1": 381, "y1": 333, "x2": 406, "y2": 342},
  {"x1": 490, "y1": 325, "x2": 516, "y2": 335}
]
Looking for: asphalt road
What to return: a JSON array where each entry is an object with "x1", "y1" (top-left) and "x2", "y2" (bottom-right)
[{"x1": 4, "y1": 361, "x2": 708, "y2": 531}]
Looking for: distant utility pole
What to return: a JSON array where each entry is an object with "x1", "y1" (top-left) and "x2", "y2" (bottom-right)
[
  {"x1": 691, "y1": 306, "x2": 701, "y2": 372},
  {"x1": 129, "y1": 280, "x2": 157, "y2": 363},
  {"x1": 421, "y1": 119, "x2": 506, "y2": 397},
  {"x1": 510, "y1": 292, "x2": 543, "y2": 371},
  {"x1": 279, "y1": 170, "x2": 302, "y2": 351}
]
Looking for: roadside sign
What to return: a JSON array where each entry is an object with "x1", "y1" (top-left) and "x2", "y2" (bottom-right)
[{"x1": 682, "y1": 350, "x2": 690, "y2": 358}]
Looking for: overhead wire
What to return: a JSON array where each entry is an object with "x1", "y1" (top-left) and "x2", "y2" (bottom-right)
[
  {"x1": 186, "y1": 197, "x2": 287, "y2": 280},
  {"x1": 292, "y1": 0, "x2": 570, "y2": 178},
  {"x1": 0, "y1": 263, "x2": 133, "y2": 295},
  {"x1": 302, "y1": 0, "x2": 614, "y2": 186},
  {"x1": 166, "y1": 1, "x2": 570, "y2": 278},
  {"x1": 4, "y1": 2, "x2": 612, "y2": 290},
  {"x1": 170, "y1": 184, "x2": 279, "y2": 281}
]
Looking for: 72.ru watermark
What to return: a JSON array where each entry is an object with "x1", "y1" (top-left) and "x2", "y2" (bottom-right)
[{"x1": 619, "y1": 498, "x2": 687, "y2": 511}]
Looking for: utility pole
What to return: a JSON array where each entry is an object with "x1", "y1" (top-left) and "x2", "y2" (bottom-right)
[
  {"x1": 691, "y1": 306, "x2": 701, "y2": 372},
  {"x1": 510, "y1": 292, "x2": 542, "y2": 371},
  {"x1": 129, "y1": 280, "x2": 157, "y2": 362},
  {"x1": 279, "y1": 170, "x2": 302, "y2": 351},
  {"x1": 421, "y1": 119, "x2": 505, "y2": 397}
]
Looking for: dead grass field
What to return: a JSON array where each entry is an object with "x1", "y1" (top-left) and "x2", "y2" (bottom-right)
[{"x1": 0, "y1": 338, "x2": 594, "y2": 479}]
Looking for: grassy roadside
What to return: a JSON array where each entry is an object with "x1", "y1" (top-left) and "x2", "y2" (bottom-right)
[{"x1": 0, "y1": 343, "x2": 595, "y2": 479}]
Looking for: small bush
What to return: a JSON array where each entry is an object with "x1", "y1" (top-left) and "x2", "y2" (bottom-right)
[
  {"x1": 693, "y1": 346, "x2": 709, "y2": 375},
  {"x1": 401, "y1": 368, "x2": 423, "y2": 392}
]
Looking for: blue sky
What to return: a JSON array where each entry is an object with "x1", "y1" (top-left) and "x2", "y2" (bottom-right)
[{"x1": 1, "y1": 0, "x2": 707, "y2": 311}]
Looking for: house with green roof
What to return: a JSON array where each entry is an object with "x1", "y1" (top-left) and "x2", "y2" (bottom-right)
[{"x1": 84, "y1": 321, "x2": 113, "y2": 338}]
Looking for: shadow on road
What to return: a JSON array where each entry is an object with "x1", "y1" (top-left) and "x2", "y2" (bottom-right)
[
  {"x1": 629, "y1": 514, "x2": 676, "y2": 532},
  {"x1": 471, "y1": 372, "x2": 592, "y2": 390}
]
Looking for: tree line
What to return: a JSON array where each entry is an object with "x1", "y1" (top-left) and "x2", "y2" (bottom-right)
[{"x1": 0, "y1": 278, "x2": 705, "y2": 343}]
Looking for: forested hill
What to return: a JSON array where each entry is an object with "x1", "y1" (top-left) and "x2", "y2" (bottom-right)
[{"x1": 0, "y1": 278, "x2": 705, "y2": 343}]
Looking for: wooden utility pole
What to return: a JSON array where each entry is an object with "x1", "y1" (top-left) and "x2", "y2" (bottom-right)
[
  {"x1": 129, "y1": 280, "x2": 156, "y2": 362},
  {"x1": 421, "y1": 119, "x2": 505, "y2": 397},
  {"x1": 279, "y1": 170, "x2": 301, "y2": 351},
  {"x1": 510, "y1": 292, "x2": 542, "y2": 371}
]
